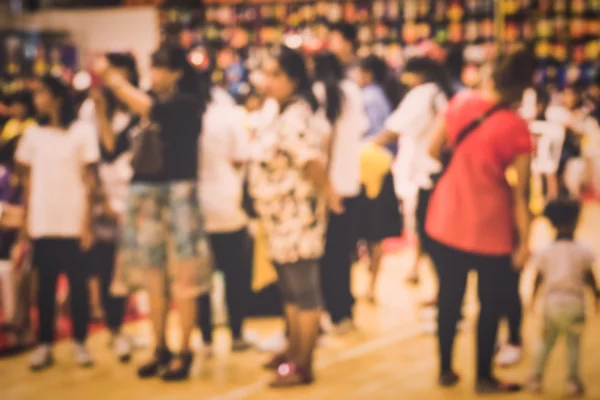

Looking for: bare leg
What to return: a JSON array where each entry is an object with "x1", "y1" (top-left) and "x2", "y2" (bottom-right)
[
  {"x1": 88, "y1": 276, "x2": 104, "y2": 321},
  {"x1": 146, "y1": 269, "x2": 168, "y2": 352},
  {"x1": 368, "y1": 242, "x2": 383, "y2": 302},
  {"x1": 406, "y1": 237, "x2": 422, "y2": 285}
]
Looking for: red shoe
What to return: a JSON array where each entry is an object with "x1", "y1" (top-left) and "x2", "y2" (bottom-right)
[
  {"x1": 263, "y1": 353, "x2": 287, "y2": 370},
  {"x1": 269, "y1": 362, "x2": 314, "y2": 388}
]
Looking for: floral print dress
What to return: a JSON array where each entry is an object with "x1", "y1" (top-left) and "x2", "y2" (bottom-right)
[{"x1": 248, "y1": 99, "x2": 330, "y2": 265}]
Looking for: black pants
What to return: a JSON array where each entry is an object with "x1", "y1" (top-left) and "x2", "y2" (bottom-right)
[
  {"x1": 33, "y1": 238, "x2": 89, "y2": 344},
  {"x1": 198, "y1": 228, "x2": 253, "y2": 343},
  {"x1": 88, "y1": 241, "x2": 126, "y2": 332},
  {"x1": 415, "y1": 188, "x2": 433, "y2": 254},
  {"x1": 429, "y1": 239, "x2": 513, "y2": 380},
  {"x1": 503, "y1": 269, "x2": 522, "y2": 346},
  {"x1": 320, "y1": 197, "x2": 357, "y2": 324}
]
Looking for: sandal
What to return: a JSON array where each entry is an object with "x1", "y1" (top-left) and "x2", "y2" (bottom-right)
[
  {"x1": 269, "y1": 362, "x2": 314, "y2": 388},
  {"x1": 566, "y1": 379, "x2": 585, "y2": 397},
  {"x1": 137, "y1": 347, "x2": 173, "y2": 378},
  {"x1": 161, "y1": 352, "x2": 194, "y2": 382},
  {"x1": 263, "y1": 353, "x2": 287, "y2": 370},
  {"x1": 476, "y1": 377, "x2": 522, "y2": 394}
]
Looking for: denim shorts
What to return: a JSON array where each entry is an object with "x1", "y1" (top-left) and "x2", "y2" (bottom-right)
[{"x1": 111, "y1": 181, "x2": 213, "y2": 298}]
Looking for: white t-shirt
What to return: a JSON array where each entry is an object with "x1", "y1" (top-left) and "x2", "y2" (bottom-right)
[
  {"x1": 313, "y1": 79, "x2": 368, "y2": 197},
  {"x1": 79, "y1": 98, "x2": 133, "y2": 215},
  {"x1": 385, "y1": 83, "x2": 447, "y2": 190},
  {"x1": 532, "y1": 240, "x2": 596, "y2": 305},
  {"x1": 16, "y1": 121, "x2": 100, "y2": 238},
  {"x1": 199, "y1": 100, "x2": 250, "y2": 233}
]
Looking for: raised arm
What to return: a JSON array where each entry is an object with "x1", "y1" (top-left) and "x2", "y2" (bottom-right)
[{"x1": 94, "y1": 57, "x2": 153, "y2": 118}]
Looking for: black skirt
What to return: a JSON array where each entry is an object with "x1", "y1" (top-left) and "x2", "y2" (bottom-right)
[{"x1": 355, "y1": 172, "x2": 403, "y2": 243}]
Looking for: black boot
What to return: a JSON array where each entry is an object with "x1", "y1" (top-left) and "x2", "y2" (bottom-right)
[
  {"x1": 161, "y1": 352, "x2": 194, "y2": 382},
  {"x1": 137, "y1": 347, "x2": 172, "y2": 378}
]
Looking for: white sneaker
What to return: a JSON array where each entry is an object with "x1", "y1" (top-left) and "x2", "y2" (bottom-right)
[
  {"x1": 113, "y1": 334, "x2": 132, "y2": 363},
  {"x1": 495, "y1": 344, "x2": 523, "y2": 367},
  {"x1": 29, "y1": 344, "x2": 53, "y2": 371},
  {"x1": 73, "y1": 342, "x2": 94, "y2": 368}
]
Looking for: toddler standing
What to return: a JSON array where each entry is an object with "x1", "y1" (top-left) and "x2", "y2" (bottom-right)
[{"x1": 528, "y1": 197, "x2": 599, "y2": 396}]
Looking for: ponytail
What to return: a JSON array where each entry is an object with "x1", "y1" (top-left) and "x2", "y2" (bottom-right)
[
  {"x1": 359, "y1": 55, "x2": 406, "y2": 108},
  {"x1": 313, "y1": 51, "x2": 344, "y2": 125}
]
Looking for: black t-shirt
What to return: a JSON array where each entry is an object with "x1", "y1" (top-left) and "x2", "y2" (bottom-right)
[{"x1": 133, "y1": 93, "x2": 201, "y2": 183}]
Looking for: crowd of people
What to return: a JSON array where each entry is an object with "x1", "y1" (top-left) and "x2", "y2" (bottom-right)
[{"x1": 0, "y1": 21, "x2": 599, "y2": 395}]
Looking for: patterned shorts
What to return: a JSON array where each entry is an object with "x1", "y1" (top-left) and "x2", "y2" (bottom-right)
[{"x1": 111, "y1": 181, "x2": 213, "y2": 299}]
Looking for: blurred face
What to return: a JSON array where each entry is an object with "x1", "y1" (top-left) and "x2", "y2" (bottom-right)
[
  {"x1": 244, "y1": 95, "x2": 262, "y2": 113},
  {"x1": 10, "y1": 102, "x2": 27, "y2": 120},
  {"x1": 263, "y1": 58, "x2": 295, "y2": 104},
  {"x1": 356, "y1": 67, "x2": 373, "y2": 88},
  {"x1": 562, "y1": 88, "x2": 580, "y2": 110},
  {"x1": 328, "y1": 31, "x2": 351, "y2": 64},
  {"x1": 401, "y1": 71, "x2": 423, "y2": 88},
  {"x1": 150, "y1": 66, "x2": 180, "y2": 96},
  {"x1": 32, "y1": 81, "x2": 56, "y2": 118}
]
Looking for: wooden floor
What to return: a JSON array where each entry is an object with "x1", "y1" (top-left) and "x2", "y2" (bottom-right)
[{"x1": 1, "y1": 204, "x2": 600, "y2": 400}]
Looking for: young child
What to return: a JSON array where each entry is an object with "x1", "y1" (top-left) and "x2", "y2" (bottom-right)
[{"x1": 528, "y1": 197, "x2": 599, "y2": 396}]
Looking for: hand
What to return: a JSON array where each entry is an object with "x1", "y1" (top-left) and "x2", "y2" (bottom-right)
[
  {"x1": 92, "y1": 56, "x2": 111, "y2": 79},
  {"x1": 80, "y1": 225, "x2": 95, "y2": 251},
  {"x1": 326, "y1": 188, "x2": 344, "y2": 215},
  {"x1": 512, "y1": 244, "x2": 530, "y2": 270}
]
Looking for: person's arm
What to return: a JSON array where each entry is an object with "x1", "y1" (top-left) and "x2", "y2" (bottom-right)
[
  {"x1": 16, "y1": 165, "x2": 30, "y2": 241},
  {"x1": 304, "y1": 160, "x2": 342, "y2": 214},
  {"x1": 530, "y1": 272, "x2": 543, "y2": 311},
  {"x1": 90, "y1": 88, "x2": 117, "y2": 153},
  {"x1": 373, "y1": 130, "x2": 400, "y2": 147},
  {"x1": 511, "y1": 153, "x2": 533, "y2": 268},
  {"x1": 94, "y1": 57, "x2": 152, "y2": 118},
  {"x1": 0, "y1": 202, "x2": 24, "y2": 229},
  {"x1": 428, "y1": 117, "x2": 448, "y2": 161}
]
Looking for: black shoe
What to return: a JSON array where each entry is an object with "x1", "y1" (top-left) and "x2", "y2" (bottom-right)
[
  {"x1": 161, "y1": 352, "x2": 194, "y2": 382},
  {"x1": 476, "y1": 377, "x2": 522, "y2": 394},
  {"x1": 439, "y1": 371, "x2": 460, "y2": 387},
  {"x1": 137, "y1": 348, "x2": 172, "y2": 378}
]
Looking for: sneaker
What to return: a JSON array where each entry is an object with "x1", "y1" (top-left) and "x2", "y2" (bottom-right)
[
  {"x1": 331, "y1": 318, "x2": 356, "y2": 336},
  {"x1": 231, "y1": 338, "x2": 252, "y2": 352},
  {"x1": 29, "y1": 344, "x2": 53, "y2": 372},
  {"x1": 113, "y1": 334, "x2": 132, "y2": 363},
  {"x1": 495, "y1": 344, "x2": 523, "y2": 367},
  {"x1": 73, "y1": 342, "x2": 94, "y2": 368},
  {"x1": 566, "y1": 379, "x2": 585, "y2": 397}
]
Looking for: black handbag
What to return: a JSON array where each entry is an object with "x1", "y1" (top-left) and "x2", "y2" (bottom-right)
[
  {"x1": 131, "y1": 121, "x2": 164, "y2": 175},
  {"x1": 431, "y1": 102, "x2": 506, "y2": 186}
]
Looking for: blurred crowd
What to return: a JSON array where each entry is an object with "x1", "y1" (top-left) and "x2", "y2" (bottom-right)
[{"x1": 0, "y1": 21, "x2": 599, "y2": 395}]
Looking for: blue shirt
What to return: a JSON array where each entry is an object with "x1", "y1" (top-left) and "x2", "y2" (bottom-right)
[{"x1": 362, "y1": 84, "x2": 396, "y2": 155}]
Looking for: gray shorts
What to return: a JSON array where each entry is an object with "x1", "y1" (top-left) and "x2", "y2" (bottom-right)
[{"x1": 273, "y1": 259, "x2": 323, "y2": 310}]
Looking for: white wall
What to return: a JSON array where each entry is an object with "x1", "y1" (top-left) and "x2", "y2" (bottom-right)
[{"x1": 12, "y1": 6, "x2": 160, "y2": 77}]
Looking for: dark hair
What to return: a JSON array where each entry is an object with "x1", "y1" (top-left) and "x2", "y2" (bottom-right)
[
  {"x1": 404, "y1": 56, "x2": 454, "y2": 100},
  {"x1": 273, "y1": 46, "x2": 319, "y2": 112},
  {"x1": 544, "y1": 196, "x2": 581, "y2": 230},
  {"x1": 563, "y1": 81, "x2": 586, "y2": 110},
  {"x1": 37, "y1": 75, "x2": 76, "y2": 129},
  {"x1": 107, "y1": 52, "x2": 140, "y2": 87},
  {"x1": 9, "y1": 90, "x2": 35, "y2": 119},
  {"x1": 493, "y1": 49, "x2": 537, "y2": 105},
  {"x1": 330, "y1": 22, "x2": 358, "y2": 50},
  {"x1": 359, "y1": 55, "x2": 407, "y2": 108},
  {"x1": 313, "y1": 52, "x2": 344, "y2": 125},
  {"x1": 151, "y1": 45, "x2": 206, "y2": 112}
]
